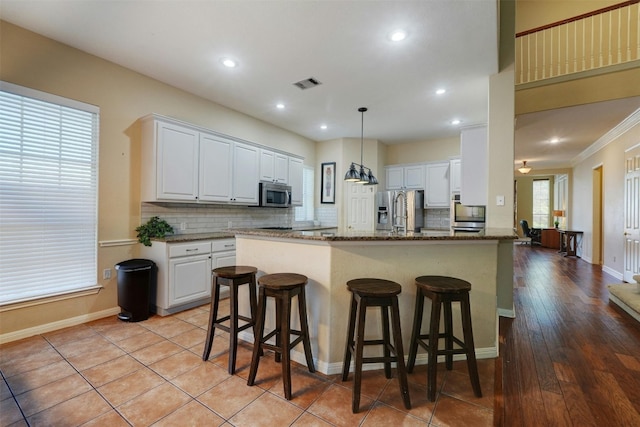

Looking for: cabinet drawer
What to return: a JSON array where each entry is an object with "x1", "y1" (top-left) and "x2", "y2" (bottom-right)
[
  {"x1": 168, "y1": 241, "x2": 211, "y2": 258},
  {"x1": 213, "y1": 239, "x2": 236, "y2": 252}
]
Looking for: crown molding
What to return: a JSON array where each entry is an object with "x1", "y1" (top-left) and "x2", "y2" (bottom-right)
[{"x1": 571, "y1": 108, "x2": 640, "y2": 166}]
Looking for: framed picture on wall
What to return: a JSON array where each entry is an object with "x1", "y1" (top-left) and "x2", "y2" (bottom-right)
[{"x1": 320, "y1": 162, "x2": 336, "y2": 204}]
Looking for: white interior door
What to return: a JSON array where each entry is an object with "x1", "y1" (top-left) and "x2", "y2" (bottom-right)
[
  {"x1": 623, "y1": 146, "x2": 640, "y2": 283},
  {"x1": 345, "y1": 182, "x2": 375, "y2": 231}
]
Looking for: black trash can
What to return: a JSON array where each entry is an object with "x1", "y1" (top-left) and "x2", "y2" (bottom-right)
[{"x1": 115, "y1": 259, "x2": 156, "y2": 322}]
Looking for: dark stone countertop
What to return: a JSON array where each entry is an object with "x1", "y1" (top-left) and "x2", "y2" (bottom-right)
[{"x1": 152, "y1": 227, "x2": 518, "y2": 243}]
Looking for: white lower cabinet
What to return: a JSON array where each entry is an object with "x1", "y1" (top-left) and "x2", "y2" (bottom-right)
[
  {"x1": 141, "y1": 238, "x2": 236, "y2": 315},
  {"x1": 169, "y1": 252, "x2": 211, "y2": 307}
]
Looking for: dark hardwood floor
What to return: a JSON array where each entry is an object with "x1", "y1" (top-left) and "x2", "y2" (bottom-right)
[{"x1": 496, "y1": 244, "x2": 640, "y2": 427}]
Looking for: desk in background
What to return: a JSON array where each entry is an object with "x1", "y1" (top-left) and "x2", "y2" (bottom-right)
[
  {"x1": 541, "y1": 228, "x2": 560, "y2": 249},
  {"x1": 558, "y1": 230, "x2": 583, "y2": 257}
]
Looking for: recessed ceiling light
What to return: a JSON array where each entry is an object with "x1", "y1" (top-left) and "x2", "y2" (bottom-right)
[
  {"x1": 389, "y1": 29, "x2": 407, "y2": 42},
  {"x1": 436, "y1": 88, "x2": 446, "y2": 95},
  {"x1": 550, "y1": 137, "x2": 559, "y2": 143},
  {"x1": 451, "y1": 119, "x2": 461, "y2": 125},
  {"x1": 320, "y1": 124, "x2": 327, "y2": 130},
  {"x1": 276, "y1": 103, "x2": 285, "y2": 109},
  {"x1": 221, "y1": 58, "x2": 237, "y2": 68}
]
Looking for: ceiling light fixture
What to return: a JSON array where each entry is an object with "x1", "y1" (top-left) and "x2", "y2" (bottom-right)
[
  {"x1": 389, "y1": 29, "x2": 407, "y2": 42},
  {"x1": 518, "y1": 161, "x2": 532, "y2": 174},
  {"x1": 436, "y1": 88, "x2": 446, "y2": 95},
  {"x1": 550, "y1": 137, "x2": 559, "y2": 143},
  {"x1": 451, "y1": 119, "x2": 461, "y2": 125},
  {"x1": 344, "y1": 107, "x2": 378, "y2": 186},
  {"x1": 221, "y1": 58, "x2": 237, "y2": 68},
  {"x1": 276, "y1": 103, "x2": 285, "y2": 110},
  {"x1": 320, "y1": 124, "x2": 327, "y2": 130}
]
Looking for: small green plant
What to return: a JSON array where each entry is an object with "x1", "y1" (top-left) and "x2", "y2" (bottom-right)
[{"x1": 136, "y1": 216, "x2": 174, "y2": 246}]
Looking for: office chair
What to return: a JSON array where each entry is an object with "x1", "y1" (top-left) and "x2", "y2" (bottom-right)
[{"x1": 519, "y1": 219, "x2": 541, "y2": 245}]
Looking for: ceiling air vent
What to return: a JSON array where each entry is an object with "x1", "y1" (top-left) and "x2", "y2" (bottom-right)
[{"x1": 293, "y1": 77, "x2": 322, "y2": 90}]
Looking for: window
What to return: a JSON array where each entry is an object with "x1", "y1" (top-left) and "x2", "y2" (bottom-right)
[
  {"x1": 0, "y1": 82, "x2": 99, "y2": 305},
  {"x1": 532, "y1": 179, "x2": 550, "y2": 228},
  {"x1": 295, "y1": 166, "x2": 314, "y2": 222}
]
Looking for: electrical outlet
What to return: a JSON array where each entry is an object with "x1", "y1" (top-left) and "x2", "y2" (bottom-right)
[
  {"x1": 180, "y1": 222, "x2": 186, "y2": 231},
  {"x1": 103, "y1": 268, "x2": 111, "y2": 280},
  {"x1": 496, "y1": 195, "x2": 505, "y2": 206},
  {"x1": 228, "y1": 221, "x2": 233, "y2": 228}
]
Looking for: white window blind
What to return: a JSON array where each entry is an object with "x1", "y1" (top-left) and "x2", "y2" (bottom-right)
[
  {"x1": 532, "y1": 179, "x2": 550, "y2": 229},
  {"x1": 295, "y1": 166, "x2": 314, "y2": 222},
  {"x1": 0, "y1": 82, "x2": 99, "y2": 305}
]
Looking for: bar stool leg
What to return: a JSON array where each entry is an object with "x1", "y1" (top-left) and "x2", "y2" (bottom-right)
[
  {"x1": 274, "y1": 296, "x2": 282, "y2": 363},
  {"x1": 297, "y1": 286, "x2": 316, "y2": 372},
  {"x1": 352, "y1": 295, "x2": 367, "y2": 413},
  {"x1": 407, "y1": 287, "x2": 424, "y2": 372},
  {"x1": 390, "y1": 297, "x2": 411, "y2": 410},
  {"x1": 342, "y1": 293, "x2": 357, "y2": 381},
  {"x1": 427, "y1": 293, "x2": 442, "y2": 402},
  {"x1": 247, "y1": 287, "x2": 267, "y2": 387},
  {"x1": 202, "y1": 277, "x2": 221, "y2": 361},
  {"x1": 228, "y1": 281, "x2": 239, "y2": 374},
  {"x1": 381, "y1": 305, "x2": 392, "y2": 378},
  {"x1": 280, "y1": 291, "x2": 293, "y2": 399},
  {"x1": 443, "y1": 299, "x2": 453, "y2": 370},
  {"x1": 461, "y1": 292, "x2": 482, "y2": 397},
  {"x1": 248, "y1": 274, "x2": 262, "y2": 356}
]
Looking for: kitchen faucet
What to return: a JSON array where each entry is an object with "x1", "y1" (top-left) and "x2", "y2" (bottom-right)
[{"x1": 392, "y1": 190, "x2": 407, "y2": 234}]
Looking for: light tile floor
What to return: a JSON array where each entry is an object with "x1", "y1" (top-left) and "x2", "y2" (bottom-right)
[{"x1": 0, "y1": 300, "x2": 494, "y2": 426}]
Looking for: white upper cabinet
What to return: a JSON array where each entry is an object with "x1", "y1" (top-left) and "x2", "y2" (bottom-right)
[
  {"x1": 460, "y1": 125, "x2": 487, "y2": 206},
  {"x1": 424, "y1": 162, "x2": 450, "y2": 208},
  {"x1": 385, "y1": 165, "x2": 424, "y2": 190},
  {"x1": 199, "y1": 133, "x2": 232, "y2": 202},
  {"x1": 386, "y1": 167, "x2": 404, "y2": 190},
  {"x1": 155, "y1": 121, "x2": 199, "y2": 201},
  {"x1": 140, "y1": 115, "x2": 300, "y2": 206},
  {"x1": 231, "y1": 142, "x2": 259, "y2": 204},
  {"x1": 404, "y1": 165, "x2": 425, "y2": 189},
  {"x1": 274, "y1": 153, "x2": 289, "y2": 183},
  {"x1": 259, "y1": 149, "x2": 289, "y2": 183},
  {"x1": 288, "y1": 157, "x2": 303, "y2": 206},
  {"x1": 141, "y1": 118, "x2": 200, "y2": 201},
  {"x1": 449, "y1": 158, "x2": 461, "y2": 193}
]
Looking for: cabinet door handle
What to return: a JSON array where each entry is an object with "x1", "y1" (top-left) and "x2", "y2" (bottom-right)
[
  {"x1": 224, "y1": 244, "x2": 234, "y2": 248},
  {"x1": 186, "y1": 248, "x2": 199, "y2": 252}
]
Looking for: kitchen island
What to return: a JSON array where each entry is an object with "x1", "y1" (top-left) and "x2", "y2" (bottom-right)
[{"x1": 233, "y1": 227, "x2": 516, "y2": 375}]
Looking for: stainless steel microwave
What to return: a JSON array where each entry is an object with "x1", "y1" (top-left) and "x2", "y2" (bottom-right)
[{"x1": 259, "y1": 181, "x2": 292, "y2": 207}]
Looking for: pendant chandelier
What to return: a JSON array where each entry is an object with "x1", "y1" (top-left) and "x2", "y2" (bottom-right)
[
  {"x1": 344, "y1": 107, "x2": 378, "y2": 185},
  {"x1": 518, "y1": 161, "x2": 532, "y2": 174}
]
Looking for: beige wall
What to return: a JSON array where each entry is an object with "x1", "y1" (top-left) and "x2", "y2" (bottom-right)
[
  {"x1": 0, "y1": 21, "x2": 316, "y2": 339},
  {"x1": 572, "y1": 121, "x2": 639, "y2": 271},
  {"x1": 384, "y1": 136, "x2": 459, "y2": 165}
]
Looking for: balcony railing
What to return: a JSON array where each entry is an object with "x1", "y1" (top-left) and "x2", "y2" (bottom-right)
[{"x1": 516, "y1": 0, "x2": 639, "y2": 85}]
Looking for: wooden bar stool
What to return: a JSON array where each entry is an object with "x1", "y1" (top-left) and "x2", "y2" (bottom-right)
[
  {"x1": 247, "y1": 273, "x2": 315, "y2": 400},
  {"x1": 407, "y1": 275, "x2": 482, "y2": 401},
  {"x1": 202, "y1": 265, "x2": 258, "y2": 375},
  {"x1": 341, "y1": 278, "x2": 411, "y2": 413}
]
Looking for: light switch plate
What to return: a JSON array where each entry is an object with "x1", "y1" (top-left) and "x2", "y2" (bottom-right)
[{"x1": 496, "y1": 195, "x2": 505, "y2": 206}]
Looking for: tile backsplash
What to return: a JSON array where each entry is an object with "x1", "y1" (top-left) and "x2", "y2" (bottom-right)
[
  {"x1": 141, "y1": 202, "x2": 294, "y2": 234},
  {"x1": 424, "y1": 208, "x2": 451, "y2": 230},
  {"x1": 140, "y1": 202, "x2": 339, "y2": 234},
  {"x1": 141, "y1": 203, "x2": 443, "y2": 234}
]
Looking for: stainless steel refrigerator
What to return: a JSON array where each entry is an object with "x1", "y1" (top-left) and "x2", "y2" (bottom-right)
[{"x1": 376, "y1": 190, "x2": 424, "y2": 232}]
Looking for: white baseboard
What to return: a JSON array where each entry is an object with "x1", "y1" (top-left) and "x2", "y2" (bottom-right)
[
  {"x1": 0, "y1": 307, "x2": 121, "y2": 344},
  {"x1": 602, "y1": 265, "x2": 623, "y2": 280},
  {"x1": 498, "y1": 307, "x2": 516, "y2": 318}
]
